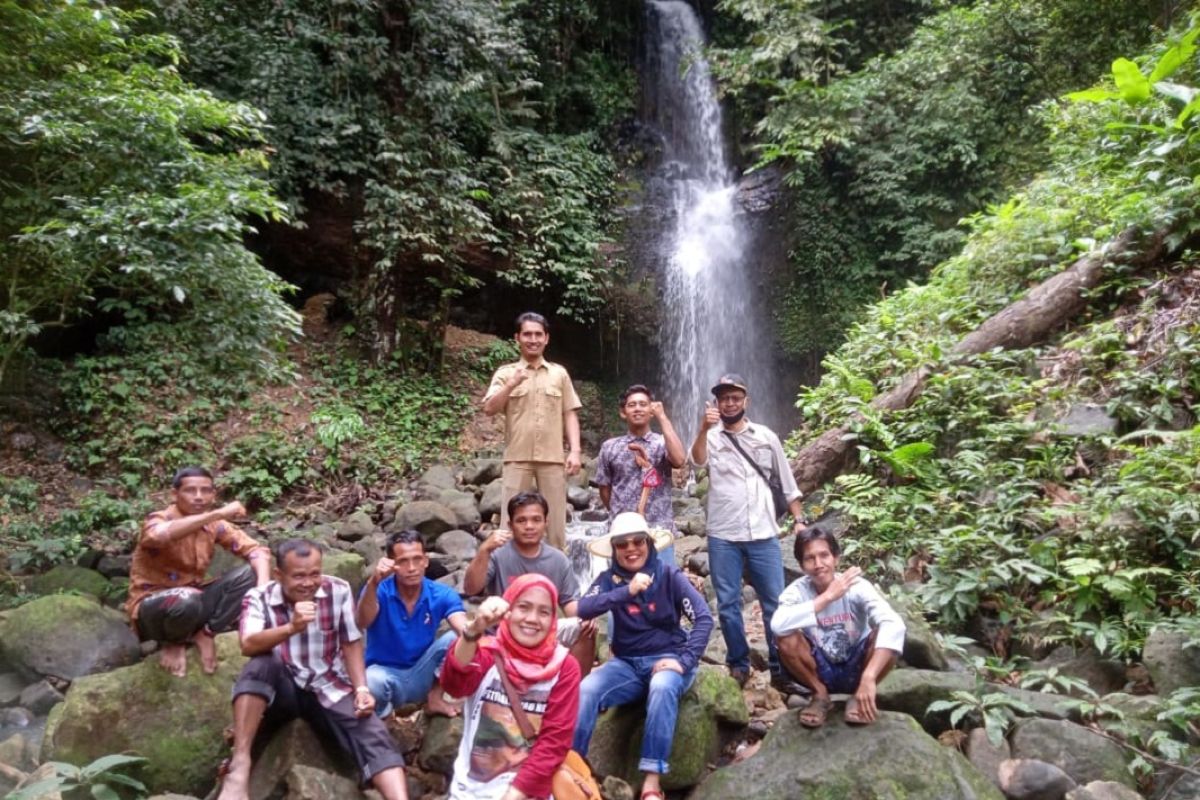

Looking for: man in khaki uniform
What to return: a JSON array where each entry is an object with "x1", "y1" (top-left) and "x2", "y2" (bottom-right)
[{"x1": 482, "y1": 312, "x2": 582, "y2": 549}]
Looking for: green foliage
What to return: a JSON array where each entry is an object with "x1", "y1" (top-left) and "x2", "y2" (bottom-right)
[
  {"x1": 152, "y1": 0, "x2": 633, "y2": 363},
  {"x1": 0, "y1": 1, "x2": 298, "y2": 384},
  {"x1": 307, "y1": 349, "x2": 473, "y2": 480},
  {"x1": 222, "y1": 432, "x2": 310, "y2": 507},
  {"x1": 927, "y1": 688, "x2": 1035, "y2": 747},
  {"x1": 4, "y1": 490, "x2": 152, "y2": 573},
  {"x1": 790, "y1": 19, "x2": 1200, "y2": 671},
  {"x1": 7, "y1": 754, "x2": 147, "y2": 800},
  {"x1": 714, "y1": 0, "x2": 1164, "y2": 352},
  {"x1": 1019, "y1": 667, "x2": 1098, "y2": 698}
]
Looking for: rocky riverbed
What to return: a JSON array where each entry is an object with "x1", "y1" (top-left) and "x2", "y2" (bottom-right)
[{"x1": 2, "y1": 457, "x2": 1195, "y2": 800}]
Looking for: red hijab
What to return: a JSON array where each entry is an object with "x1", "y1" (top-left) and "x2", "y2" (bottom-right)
[{"x1": 484, "y1": 573, "x2": 569, "y2": 692}]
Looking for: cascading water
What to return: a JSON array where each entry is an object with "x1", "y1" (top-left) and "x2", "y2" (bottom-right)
[{"x1": 644, "y1": 0, "x2": 781, "y2": 439}]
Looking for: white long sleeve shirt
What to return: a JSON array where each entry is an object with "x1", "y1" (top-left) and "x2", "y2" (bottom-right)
[{"x1": 770, "y1": 575, "x2": 906, "y2": 661}]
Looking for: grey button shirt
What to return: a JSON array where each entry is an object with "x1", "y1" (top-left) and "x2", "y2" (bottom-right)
[{"x1": 694, "y1": 420, "x2": 801, "y2": 541}]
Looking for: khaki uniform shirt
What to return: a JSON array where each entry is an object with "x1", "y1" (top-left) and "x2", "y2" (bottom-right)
[{"x1": 485, "y1": 358, "x2": 581, "y2": 463}]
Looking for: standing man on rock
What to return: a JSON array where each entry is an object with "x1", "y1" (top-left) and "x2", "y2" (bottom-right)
[
  {"x1": 462, "y1": 491, "x2": 595, "y2": 672},
  {"x1": 218, "y1": 539, "x2": 409, "y2": 800},
  {"x1": 482, "y1": 311, "x2": 582, "y2": 550},
  {"x1": 594, "y1": 384, "x2": 686, "y2": 563},
  {"x1": 357, "y1": 529, "x2": 468, "y2": 718},
  {"x1": 127, "y1": 465, "x2": 270, "y2": 678},
  {"x1": 690, "y1": 374, "x2": 806, "y2": 691}
]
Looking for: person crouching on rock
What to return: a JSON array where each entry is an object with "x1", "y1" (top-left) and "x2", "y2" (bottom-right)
[
  {"x1": 572, "y1": 512, "x2": 714, "y2": 800},
  {"x1": 770, "y1": 528, "x2": 906, "y2": 728},
  {"x1": 127, "y1": 465, "x2": 270, "y2": 678},
  {"x1": 357, "y1": 529, "x2": 469, "y2": 718},
  {"x1": 441, "y1": 573, "x2": 582, "y2": 800},
  {"x1": 217, "y1": 539, "x2": 408, "y2": 800}
]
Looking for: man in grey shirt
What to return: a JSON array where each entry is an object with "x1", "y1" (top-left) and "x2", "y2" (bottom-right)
[
  {"x1": 771, "y1": 528, "x2": 905, "y2": 727},
  {"x1": 690, "y1": 373, "x2": 806, "y2": 690},
  {"x1": 462, "y1": 490, "x2": 594, "y2": 671}
]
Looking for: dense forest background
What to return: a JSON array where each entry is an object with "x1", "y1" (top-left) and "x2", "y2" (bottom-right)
[{"x1": 2, "y1": 0, "x2": 1199, "y2": 790}]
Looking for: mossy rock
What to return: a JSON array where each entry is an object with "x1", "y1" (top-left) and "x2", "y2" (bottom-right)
[
  {"x1": 42, "y1": 632, "x2": 247, "y2": 797},
  {"x1": 587, "y1": 665, "x2": 747, "y2": 790},
  {"x1": 321, "y1": 551, "x2": 366, "y2": 595},
  {"x1": 689, "y1": 711, "x2": 1004, "y2": 800},
  {"x1": 27, "y1": 565, "x2": 110, "y2": 599},
  {"x1": 0, "y1": 594, "x2": 140, "y2": 681}
]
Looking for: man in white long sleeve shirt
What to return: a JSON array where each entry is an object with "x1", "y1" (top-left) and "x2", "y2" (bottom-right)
[{"x1": 770, "y1": 529, "x2": 905, "y2": 727}]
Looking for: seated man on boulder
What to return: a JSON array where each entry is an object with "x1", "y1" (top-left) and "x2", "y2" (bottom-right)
[
  {"x1": 218, "y1": 539, "x2": 408, "y2": 800},
  {"x1": 357, "y1": 529, "x2": 468, "y2": 718},
  {"x1": 770, "y1": 529, "x2": 906, "y2": 727},
  {"x1": 572, "y1": 512, "x2": 713, "y2": 800},
  {"x1": 463, "y1": 490, "x2": 596, "y2": 672},
  {"x1": 127, "y1": 465, "x2": 270, "y2": 677}
]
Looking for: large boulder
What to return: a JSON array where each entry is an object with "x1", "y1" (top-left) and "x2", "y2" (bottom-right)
[
  {"x1": 877, "y1": 669, "x2": 1071, "y2": 735},
  {"x1": 321, "y1": 551, "x2": 366, "y2": 595},
  {"x1": 418, "y1": 713, "x2": 464, "y2": 775},
  {"x1": 434, "y1": 529, "x2": 478, "y2": 561},
  {"x1": 1029, "y1": 646, "x2": 1127, "y2": 697},
  {"x1": 283, "y1": 764, "x2": 367, "y2": 800},
  {"x1": 893, "y1": 599, "x2": 949, "y2": 671},
  {"x1": 998, "y1": 758, "x2": 1077, "y2": 800},
  {"x1": 336, "y1": 510, "x2": 376, "y2": 543},
  {"x1": 479, "y1": 479, "x2": 504, "y2": 521},
  {"x1": 389, "y1": 501, "x2": 457, "y2": 540},
  {"x1": 1065, "y1": 781, "x2": 1143, "y2": 800},
  {"x1": 1009, "y1": 718, "x2": 1135, "y2": 788},
  {"x1": 689, "y1": 710, "x2": 1004, "y2": 800},
  {"x1": 438, "y1": 489, "x2": 482, "y2": 531},
  {"x1": 0, "y1": 595, "x2": 140, "y2": 681},
  {"x1": 417, "y1": 464, "x2": 459, "y2": 497},
  {"x1": 0, "y1": 671, "x2": 24, "y2": 705},
  {"x1": 27, "y1": 565, "x2": 110, "y2": 599},
  {"x1": 462, "y1": 458, "x2": 502, "y2": 486},
  {"x1": 42, "y1": 633, "x2": 247, "y2": 796},
  {"x1": 965, "y1": 726, "x2": 1010, "y2": 789},
  {"x1": 1142, "y1": 628, "x2": 1200, "y2": 696},
  {"x1": 248, "y1": 718, "x2": 356, "y2": 799},
  {"x1": 586, "y1": 666, "x2": 746, "y2": 790}
]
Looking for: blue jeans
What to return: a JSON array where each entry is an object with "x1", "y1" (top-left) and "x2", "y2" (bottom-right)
[
  {"x1": 572, "y1": 654, "x2": 696, "y2": 774},
  {"x1": 707, "y1": 536, "x2": 785, "y2": 675},
  {"x1": 365, "y1": 630, "x2": 455, "y2": 717}
]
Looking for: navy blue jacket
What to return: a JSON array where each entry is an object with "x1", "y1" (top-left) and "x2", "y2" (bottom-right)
[{"x1": 578, "y1": 561, "x2": 713, "y2": 673}]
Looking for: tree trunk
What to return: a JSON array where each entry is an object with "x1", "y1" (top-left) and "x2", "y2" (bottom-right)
[{"x1": 790, "y1": 226, "x2": 1169, "y2": 494}]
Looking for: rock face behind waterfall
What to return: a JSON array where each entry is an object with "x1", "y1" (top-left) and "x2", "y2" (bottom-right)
[{"x1": 688, "y1": 710, "x2": 1004, "y2": 800}]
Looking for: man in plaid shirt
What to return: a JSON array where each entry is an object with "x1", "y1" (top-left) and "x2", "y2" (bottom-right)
[{"x1": 217, "y1": 539, "x2": 408, "y2": 800}]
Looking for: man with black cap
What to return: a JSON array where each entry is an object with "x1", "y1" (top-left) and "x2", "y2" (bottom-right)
[{"x1": 690, "y1": 373, "x2": 806, "y2": 691}]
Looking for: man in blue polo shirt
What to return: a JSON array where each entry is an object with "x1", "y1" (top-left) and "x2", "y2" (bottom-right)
[{"x1": 357, "y1": 529, "x2": 468, "y2": 717}]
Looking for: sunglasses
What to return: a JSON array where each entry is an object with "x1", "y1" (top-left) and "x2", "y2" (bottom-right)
[{"x1": 613, "y1": 535, "x2": 649, "y2": 550}]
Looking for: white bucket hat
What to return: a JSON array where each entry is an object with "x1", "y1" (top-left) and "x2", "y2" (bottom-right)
[{"x1": 588, "y1": 511, "x2": 674, "y2": 558}]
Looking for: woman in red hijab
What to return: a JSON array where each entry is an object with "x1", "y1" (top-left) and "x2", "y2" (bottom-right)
[{"x1": 441, "y1": 573, "x2": 582, "y2": 800}]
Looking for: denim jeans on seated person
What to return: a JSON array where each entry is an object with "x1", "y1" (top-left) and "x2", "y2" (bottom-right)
[
  {"x1": 365, "y1": 629, "x2": 455, "y2": 716},
  {"x1": 572, "y1": 654, "x2": 697, "y2": 774},
  {"x1": 706, "y1": 536, "x2": 785, "y2": 675}
]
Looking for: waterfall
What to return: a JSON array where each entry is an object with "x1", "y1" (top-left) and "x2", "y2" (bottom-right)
[{"x1": 644, "y1": 0, "x2": 780, "y2": 440}]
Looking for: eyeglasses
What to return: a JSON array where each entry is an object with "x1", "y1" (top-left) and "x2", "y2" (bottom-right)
[{"x1": 613, "y1": 536, "x2": 649, "y2": 550}]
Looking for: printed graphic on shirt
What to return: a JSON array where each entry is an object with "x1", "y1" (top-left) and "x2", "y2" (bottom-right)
[
  {"x1": 468, "y1": 677, "x2": 550, "y2": 783},
  {"x1": 813, "y1": 610, "x2": 860, "y2": 664}
]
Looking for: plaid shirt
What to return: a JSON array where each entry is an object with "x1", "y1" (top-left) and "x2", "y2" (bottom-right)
[{"x1": 240, "y1": 576, "x2": 362, "y2": 708}]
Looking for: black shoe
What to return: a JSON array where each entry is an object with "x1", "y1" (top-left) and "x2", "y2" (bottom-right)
[
  {"x1": 730, "y1": 667, "x2": 750, "y2": 688},
  {"x1": 770, "y1": 673, "x2": 810, "y2": 697}
]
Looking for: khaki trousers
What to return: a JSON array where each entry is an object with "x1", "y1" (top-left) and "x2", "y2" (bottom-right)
[{"x1": 500, "y1": 460, "x2": 568, "y2": 550}]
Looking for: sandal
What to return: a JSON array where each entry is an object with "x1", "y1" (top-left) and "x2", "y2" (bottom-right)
[
  {"x1": 844, "y1": 697, "x2": 873, "y2": 726},
  {"x1": 798, "y1": 696, "x2": 833, "y2": 728}
]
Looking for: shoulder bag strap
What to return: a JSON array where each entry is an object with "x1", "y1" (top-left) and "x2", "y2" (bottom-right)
[
  {"x1": 721, "y1": 430, "x2": 773, "y2": 487},
  {"x1": 491, "y1": 652, "x2": 538, "y2": 742}
]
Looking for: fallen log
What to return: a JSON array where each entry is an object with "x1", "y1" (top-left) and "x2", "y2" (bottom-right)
[{"x1": 790, "y1": 226, "x2": 1170, "y2": 494}]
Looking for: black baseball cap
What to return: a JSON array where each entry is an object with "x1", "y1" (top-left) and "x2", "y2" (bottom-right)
[{"x1": 711, "y1": 373, "x2": 749, "y2": 396}]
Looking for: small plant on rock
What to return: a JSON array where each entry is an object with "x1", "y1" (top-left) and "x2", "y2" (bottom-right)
[
  {"x1": 927, "y1": 688, "x2": 1035, "y2": 747},
  {"x1": 7, "y1": 754, "x2": 148, "y2": 800}
]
